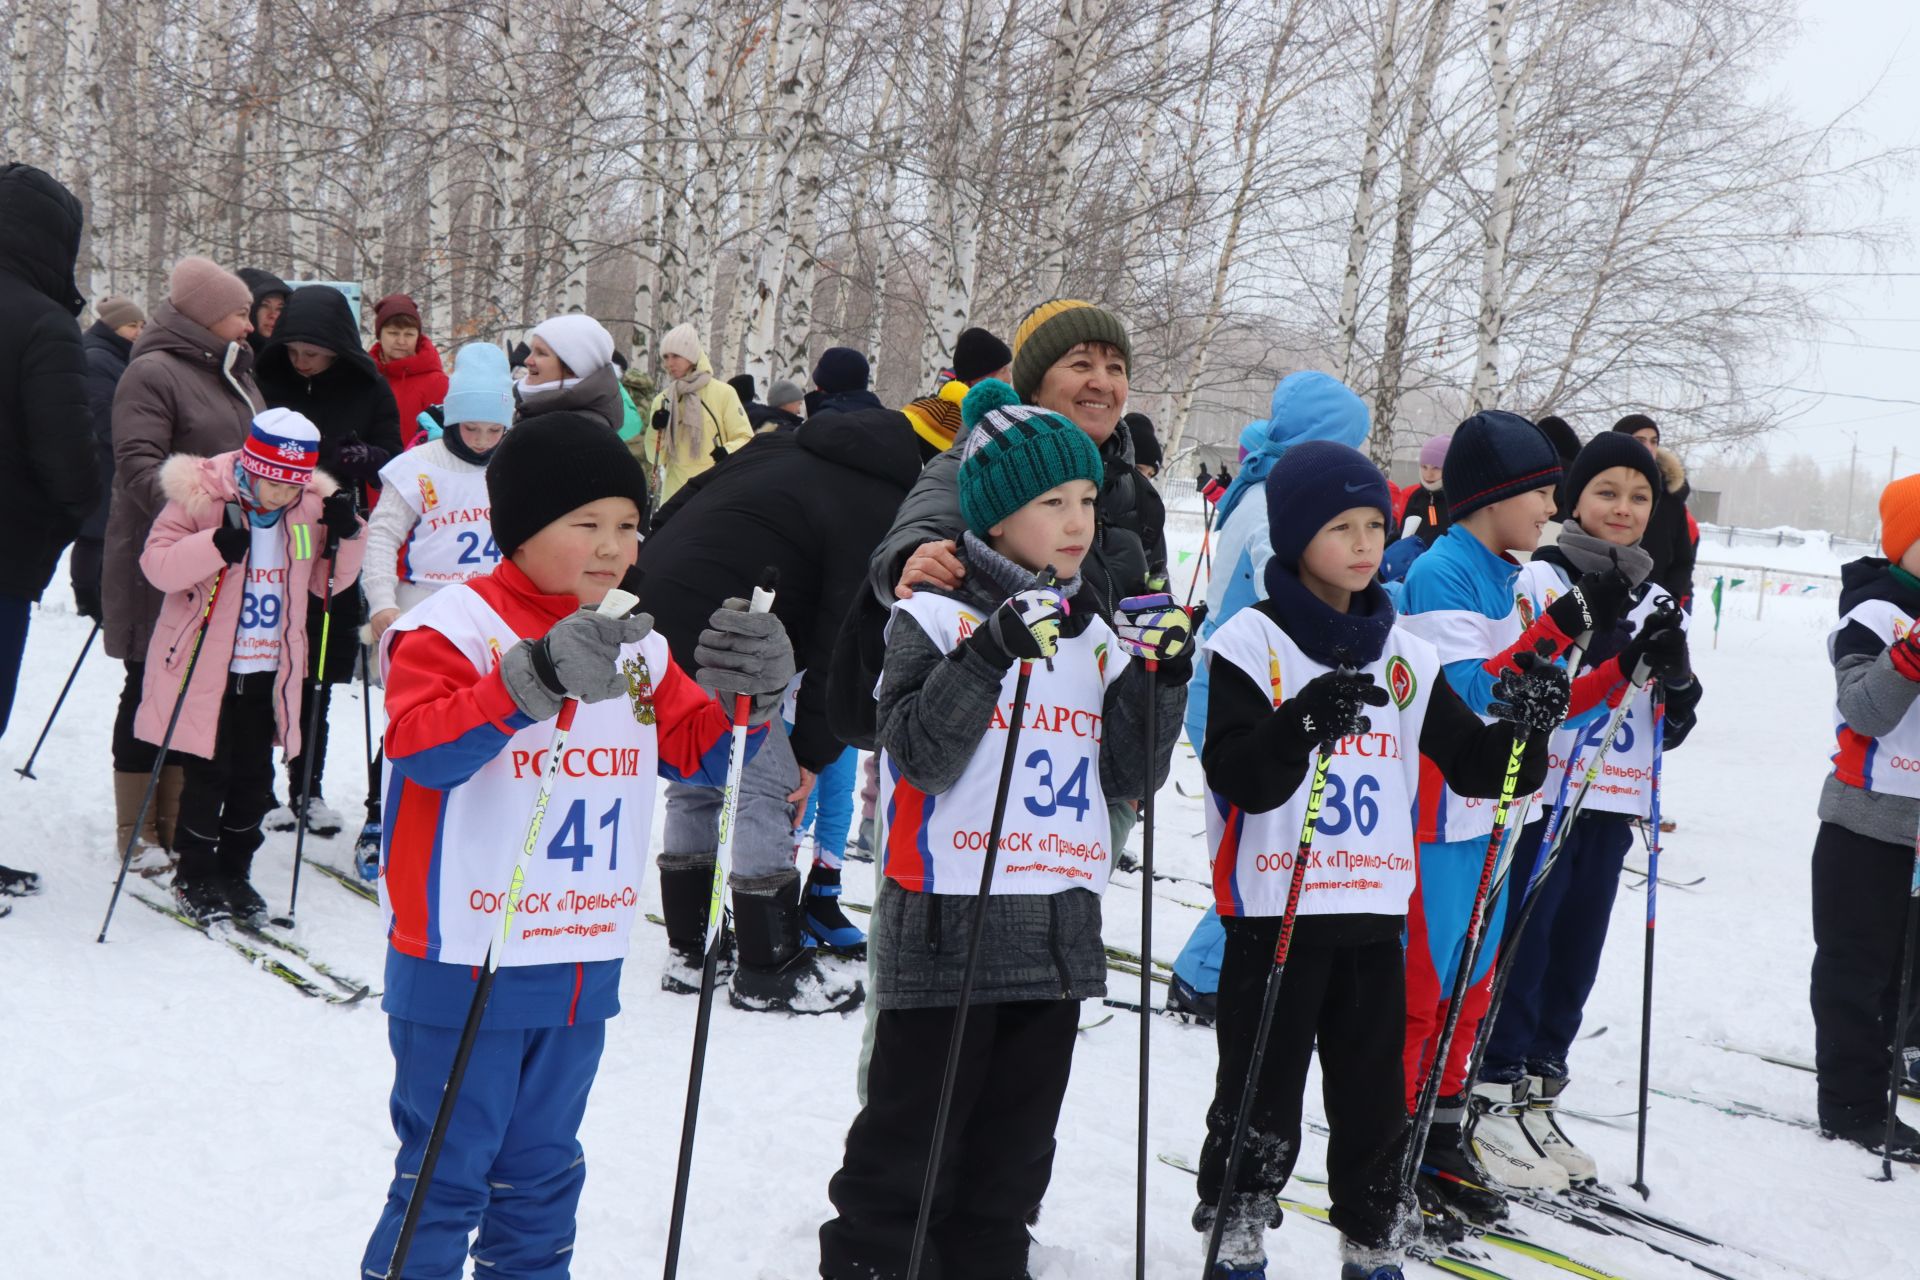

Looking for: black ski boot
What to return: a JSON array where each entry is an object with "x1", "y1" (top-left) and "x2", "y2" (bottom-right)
[
  {"x1": 658, "y1": 858, "x2": 729, "y2": 994},
  {"x1": 172, "y1": 849, "x2": 232, "y2": 925},
  {"x1": 218, "y1": 842, "x2": 268, "y2": 927},
  {"x1": 1167, "y1": 972, "x2": 1218, "y2": 1025},
  {"x1": 800, "y1": 862, "x2": 866, "y2": 958},
  {"x1": 1821, "y1": 1114, "x2": 1920, "y2": 1164},
  {"x1": 1418, "y1": 1100, "x2": 1510, "y2": 1225},
  {"x1": 729, "y1": 876, "x2": 863, "y2": 1015},
  {"x1": 0, "y1": 864, "x2": 43, "y2": 896}
]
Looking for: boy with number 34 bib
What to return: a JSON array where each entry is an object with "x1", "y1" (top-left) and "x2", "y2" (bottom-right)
[
  {"x1": 1191, "y1": 442, "x2": 1565, "y2": 1280},
  {"x1": 819, "y1": 379, "x2": 1189, "y2": 1280},
  {"x1": 361, "y1": 411, "x2": 795, "y2": 1278}
]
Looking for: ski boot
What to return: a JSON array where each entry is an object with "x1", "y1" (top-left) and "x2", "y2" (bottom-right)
[
  {"x1": 1339, "y1": 1237, "x2": 1406, "y2": 1280},
  {"x1": 1468, "y1": 1078, "x2": 1570, "y2": 1192},
  {"x1": 353, "y1": 805, "x2": 383, "y2": 880},
  {"x1": 801, "y1": 862, "x2": 867, "y2": 958},
  {"x1": 1418, "y1": 1100, "x2": 1510, "y2": 1224},
  {"x1": 728, "y1": 876, "x2": 863, "y2": 1014},
  {"x1": 1523, "y1": 1073, "x2": 1597, "y2": 1183},
  {"x1": 1167, "y1": 972, "x2": 1218, "y2": 1025},
  {"x1": 1411, "y1": 1178, "x2": 1468, "y2": 1244},
  {"x1": 172, "y1": 853, "x2": 232, "y2": 925},
  {"x1": 1338, "y1": 1266, "x2": 1405, "y2": 1280},
  {"x1": 1899, "y1": 1045, "x2": 1920, "y2": 1098},
  {"x1": 0, "y1": 864, "x2": 44, "y2": 896},
  {"x1": 1821, "y1": 1114, "x2": 1920, "y2": 1164},
  {"x1": 267, "y1": 794, "x2": 344, "y2": 837},
  {"x1": 658, "y1": 857, "x2": 730, "y2": 994},
  {"x1": 218, "y1": 843, "x2": 269, "y2": 927}
]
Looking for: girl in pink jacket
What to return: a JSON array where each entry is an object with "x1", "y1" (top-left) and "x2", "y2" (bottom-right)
[{"x1": 137, "y1": 408, "x2": 365, "y2": 923}]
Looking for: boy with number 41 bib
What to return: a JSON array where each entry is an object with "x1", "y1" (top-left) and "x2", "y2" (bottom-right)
[
  {"x1": 1191, "y1": 442, "x2": 1565, "y2": 1280},
  {"x1": 362, "y1": 411, "x2": 795, "y2": 1278},
  {"x1": 820, "y1": 379, "x2": 1189, "y2": 1280}
]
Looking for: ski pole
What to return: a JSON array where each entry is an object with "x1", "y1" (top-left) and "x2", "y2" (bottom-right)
[
  {"x1": 356, "y1": 640, "x2": 385, "y2": 879},
  {"x1": 1401, "y1": 727, "x2": 1532, "y2": 1192},
  {"x1": 1136, "y1": 657, "x2": 1158, "y2": 1280},
  {"x1": 14, "y1": 619, "x2": 98, "y2": 779},
  {"x1": 98, "y1": 504, "x2": 247, "y2": 944},
  {"x1": 1183, "y1": 496, "x2": 1218, "y2": 610},
  {"x1": 383, "y1": 585, "x2": 640, "y2": 1280},
  {"x1": 902, "y1": 652, "x2": 1039, "y2": 1280},
  {"x1": 1877, "y1": 812, "x2": 1920, "y2": 1182},
  {"x1": 1202, "y1": 746, "x2": 1335, "y2": 1279},
  {"x1": 1630, "y1": 687, "x2": 1665, "y2": 1199},
  {"x1": 663, "y1": 567, "x2": 780, "y2": 1280},
  {"x1": 275, "y1": 525, "x2": 343, "y2": 929}
]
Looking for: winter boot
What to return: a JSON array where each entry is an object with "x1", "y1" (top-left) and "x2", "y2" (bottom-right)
[
  {"x1": 154, "y1": 764, "x2": 185, "y2": 853},
  {"x1": 0, "y1": 865, "x2": 42, "y2": 896},
  {"x1": 1468, "y1": 1078, "x2": 1570, "y2": 1192},
  {"x1": 801, "y1": 862, "x2": 867, "y2": 958},
  {"x1": 266, "y1": 794, "x2": 344, "y2": 837},
  {"x1": 171, "y1": 848, "x2": 230, "y2": 924},
  {"x1": 1523, "y1": 1073, "x2": 1597, "y2": 1184},
  {"x1": 1418, "y1": 1101, "x2": 1510, "y2": 1224},
  {"x1": 1167, "y1": 972, "x2": 1219, "y2": 1025},
  {"x1": 728, "y1": 877, "x2": 864, "y2": 1015},
  {"x1": 658, "y1": 858, "x2": 728, "y2": 994},
  {"x1": 848, "y1": 815, "x2": 876, "y2": 863},
  {"x1": 113, "y1": 771, "x2": 173, "y2": 878},
  {"x1": 1821, "y1": 1114, "x2": 1920, "y2": 1164},
  {"x1": 1192, "y1": 1193, "x2": 1275, "y2": 1279},
  {"x1": 1411, "y1": 1178, "x2": 1469, "y2": 1244},
  {"x1": 217, "y1": 843, "x2": 268, "y2": 928}
]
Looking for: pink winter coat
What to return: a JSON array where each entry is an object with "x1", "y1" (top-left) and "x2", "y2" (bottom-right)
[{"x1": 135, "y1": 451, "x2": 366, "y2": 760}]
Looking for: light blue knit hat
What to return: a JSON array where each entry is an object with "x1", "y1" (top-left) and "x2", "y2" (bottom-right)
[{"x1": 442, "y1": 343, "x2": 515, "y2": 426}]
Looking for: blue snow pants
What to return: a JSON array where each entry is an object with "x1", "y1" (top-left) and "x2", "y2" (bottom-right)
[
  {"x1": 801, "y1": 743, "x2": 859, "y2": 870},
  {"x1": 1173, "y1": 906, "x2": 1227, "y2": 996},
  {"x1": 362, "y1": 1016, "x2": 606, "y2": 1279}
]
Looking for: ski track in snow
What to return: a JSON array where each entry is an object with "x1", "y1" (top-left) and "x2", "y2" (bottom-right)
[{"x1": 4, "y1": 533, "x2": 1916, "y2": 1278}]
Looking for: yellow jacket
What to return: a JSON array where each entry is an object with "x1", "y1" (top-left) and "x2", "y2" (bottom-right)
[{"x1": 639, "y1": 353, "x2": 753, "y2": 502}]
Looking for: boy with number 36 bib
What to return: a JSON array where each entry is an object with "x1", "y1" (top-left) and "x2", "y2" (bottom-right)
[
  {"x1": 1191, "y1": 442, "x2": 1564, "y2": 1280},
  {"x1": 819, "y1": 379, "x2": 1188, "y2": 1280},
  {"x1": 361, "y1": 411, "x2": 795, "y2": 1278}
]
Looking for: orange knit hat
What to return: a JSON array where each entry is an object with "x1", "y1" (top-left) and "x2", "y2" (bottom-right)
[{"x1": 1880, "y1": 473, "x2": 1920, "y2": 564}]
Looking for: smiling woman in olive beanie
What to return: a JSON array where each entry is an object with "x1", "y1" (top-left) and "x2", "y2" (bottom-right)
[{"x1": 1009, "y1": 299, "x2": 1132, "y2": 402}]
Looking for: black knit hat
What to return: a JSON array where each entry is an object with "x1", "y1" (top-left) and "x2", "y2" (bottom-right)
[
  {"x1": 1125, "y1": 412, "x2": 1162, "y2": 470},
  {"x1": 951, "y1": 327, "x2": 1013, "y2": 383},
  {"x1": 812, "y1": 347, "x2": 870, "y2": 394},
  {"x1": 1535, "y1": 414, "x2": 1581, "y2": 466},
  {"x1": 728, "y1": 372, "x2": 757, "y2": 404},
  {"x1": 1613, "y1": 412, "x2": 1659, "y2": 443},
  {"x1": 1443, "y1": 410, "x2": 1564, "y2": 521},
  {"x1": 1562, "y1": 431, "x2": 1662, "y2": 526},
  {"x1": 489, "y1": 412, "x2": 649, "y2": 557}
]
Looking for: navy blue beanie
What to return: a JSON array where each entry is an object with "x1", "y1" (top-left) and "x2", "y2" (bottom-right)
[
  {"x1": 811, "y1": 346, "x2": 870, "y2": 395},
  {"x1": 1264, "y1": 440, "x2": 1394, "y2": 571},
  {"x1": 1443, "y1": 410, "x2": 1563, "y2": 521}
]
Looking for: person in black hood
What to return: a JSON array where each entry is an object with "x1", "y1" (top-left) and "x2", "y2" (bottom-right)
[
  {"x1": 0, "y1": 164, "x2": 98, "y2": 763},
  {"x1": 237, "y1": 267, "x2": 290, "y2": 353},
  {"x1": 72, "y1": 296, "x2": 147, "y2": 622},
  {"x1": 253, "y1": 284, "x2": 402, "y2": 834},
  {"x1": 636, "y1": 401, "x2": 924, "y2": 1013}
]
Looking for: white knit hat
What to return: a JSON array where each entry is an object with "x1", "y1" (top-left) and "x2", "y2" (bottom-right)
[
  {"x1": 660, "y1": 322, "x2": 705, "y2": 367},
  {"x1": 529, "y1": 314, "x2": 614, "y2": 378}
]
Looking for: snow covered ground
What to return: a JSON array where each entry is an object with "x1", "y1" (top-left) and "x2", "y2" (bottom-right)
[{"x1": 5, "y1": 531, "x2": 1918, "y2": 1279}]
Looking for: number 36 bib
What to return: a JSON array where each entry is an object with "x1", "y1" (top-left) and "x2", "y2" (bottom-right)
[
  {"x1": 880, "y1": 591, "x2": 1127, "y2": 896},
  {"x1": 1201, "y1": 607, "x2": 1437, "y2": 919}
]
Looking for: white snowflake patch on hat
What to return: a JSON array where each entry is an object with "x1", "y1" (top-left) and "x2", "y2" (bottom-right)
[{"x1": 276, "y1": 440, "x2": 307, "y2": 460}]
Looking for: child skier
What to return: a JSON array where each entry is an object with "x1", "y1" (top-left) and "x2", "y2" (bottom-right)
[
  {"x1": 136, "y1": 408, "x2": 365, "y2": 924},
  {"x1": 1191, "y1": 442, "x2": 1566, "y2": 1280},
  {"x1": 1394, "y1": 411, "x2": 1634, "y2": 1219},
  {"x1": 818, "y1": 380, "x2": 1188, "y2": 1280},
  {"x1": 1809, "y1": 472, "x2": 1920, "y2": 1163},
  {"x1": 363, "y1": 342, "x2": 517, "y2": 647},
  {"x1": 1471, "y1": 431, "x2": 1700, "y2": 1187},
  {"x1": 360, "y1": 411, "x2": 795, "y2": 1276}
]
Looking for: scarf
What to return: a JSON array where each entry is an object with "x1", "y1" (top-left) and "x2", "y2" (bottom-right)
[
  {"x1": 518, "y1": 374, "x2": 582, "y2": 399},
  {"x1": 961, "y1": 531, "x2": 1085, "y2": 608},
  {"x1": 233, "y1": 460, "x2": 290, "y2": 528},
  {"x1": 1554, "y1": 519, "x2": 1654, "y2": 588},
  {"x1": 1261, "y1": 557, "x2": 1395, "y2": 669},
  {"x1": 667, "y1": 370, "x2": 715, "y2": 464},
  {"x1": 443, "y1": 427, "x2": 496, "y2": 468}
]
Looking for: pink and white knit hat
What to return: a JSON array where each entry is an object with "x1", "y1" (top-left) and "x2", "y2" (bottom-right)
[{"x1": 241, "y1": 407, "x2": 321, "y2": 485}]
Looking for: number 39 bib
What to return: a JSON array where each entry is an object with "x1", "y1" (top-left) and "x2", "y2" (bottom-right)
[
  {"x1": 880, "y1": 591, "x2": 1127, "y2": 896},
  {"x1": 1201, "y1": 608, "x2": 1436, "y2": 918}
]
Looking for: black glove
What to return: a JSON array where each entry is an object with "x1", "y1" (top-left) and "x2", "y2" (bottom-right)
[
  {"x1": 651, "y1": 407, "x2": 671, "y2": 431},
  {"x1": 334, "y1": 438, "x2": 390, "y2": 482},
  {"x1": 320, "y1": 490, "x2": 359, "y2": 545},
  {"x1": 1617, "y1": 607, "x2": 1689, "y2": 684},
  {"x1": 1271, "y1": 670, "x2": 1389, "y2": 755},
  {"x1": 710, "y1": 442, "x2": 729, "y2": 467},
  {"x1": 963, "y1": 587, "x2": 1069, "y2": 669},
  {"x1": 211, "y1": 524, "x2": 250, "y2": 565},
  {"x1": 1542, "y1": 564, "x2": 1635, "y2": 641},
  {"x1": 1490, "y1": 649, "x2": 1572, "y2": 735}
]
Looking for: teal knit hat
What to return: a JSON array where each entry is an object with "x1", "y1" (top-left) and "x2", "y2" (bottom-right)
[{"x1": 957, "y1": 379, "x2": 1106, "y2": 536}]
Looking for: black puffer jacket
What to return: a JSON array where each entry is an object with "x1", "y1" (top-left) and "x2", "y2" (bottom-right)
[
  {"x1": 80, "y1": 320, "x2": 134, "y2": 541},
  {"x1": 254, "y1": 285, "x2": 402, "y2": 502},
  {"x1": 636, "y1": 405, "x2": 924, "y2": 771},
  {"x1": 0, "y1": 164, "x2": 98, "y2": 600}
]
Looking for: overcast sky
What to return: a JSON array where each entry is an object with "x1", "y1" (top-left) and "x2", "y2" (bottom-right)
[{"x1": 1750, "y1": 0, "x2": 1920, "y2": 476}]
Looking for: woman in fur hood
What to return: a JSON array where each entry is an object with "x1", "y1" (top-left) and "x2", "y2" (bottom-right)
[{"x1": 1613, "y1": 414, "x2": 1697, "y2": 607}]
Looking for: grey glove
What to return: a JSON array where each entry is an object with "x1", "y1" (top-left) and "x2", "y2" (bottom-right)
[
  {"x1": 695, "y1": 597, "x2": 795, "y2": 725},
  {"x1": 500, "y1": 607, "x2": 656, "y2": 721}
]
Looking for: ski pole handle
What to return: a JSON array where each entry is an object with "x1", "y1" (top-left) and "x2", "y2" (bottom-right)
[{"x1": 493, "y1": 586, "x2": 640, "y2": 968}]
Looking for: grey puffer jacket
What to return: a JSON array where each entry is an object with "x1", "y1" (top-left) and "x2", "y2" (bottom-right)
[
  {"x1": 870, "y1": 545, "x2": 1188, "y2": 1009},
  {"x1": 866, "y1": 418, "x2": 1163, "y2": 619},
  {"x1": 512, "y1": 363, "x2": 625, "y2": 432}
]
